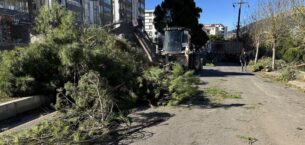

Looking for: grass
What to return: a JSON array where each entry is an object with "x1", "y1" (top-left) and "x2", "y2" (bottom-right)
[
  {"x1": 204, "y1": 63, "x2": 215, "y2": 67},
  {"x1": 237, "y1": 135, "x2": 258, "y2": 145},
  {"x1": 204, "y1": 87, "x2": 242, "y2": 103},
  {"x1": 258, "y1": 72, "x2": 281, "y2": 83}
]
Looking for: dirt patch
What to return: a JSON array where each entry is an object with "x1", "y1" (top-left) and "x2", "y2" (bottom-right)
[{"x1": 288, "y1": 80, "x2": 305, "y2": 91}]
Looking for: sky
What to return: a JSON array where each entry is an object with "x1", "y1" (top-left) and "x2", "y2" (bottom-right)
[{"x1": 145, "y1": 0, "x2": 258, "y2": 31}]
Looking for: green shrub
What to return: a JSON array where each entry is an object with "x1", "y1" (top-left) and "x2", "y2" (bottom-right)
[
  {"x1": 0, "y1": 18, "x2": 144, "y2": 99},
  {"x1": 249, "y1": 57, "x2": 272, "y2": 72},
  {"x1": 168, "y1": 64, "x2": 200, "y2": 105},
  {"x1": 283, "y1": 47, "x2": 303, "y2": 63},
  {"x1": 0, "y1": 43, "x2": 63, "y2": 97},
  {"x1": 142, "y1": 67, "x2": 167, "y2": 102},
  {"x1": 277, "y1": 68, "x2": 296, "y2": 82},
  {"x1": 142, "y1": 64, "x2": 200, "y2": 106},
  {"x1": 0, "y1": 49, "x2": 21, "y2": 96},
  {"x1": 275, "y1": 59, "x2": 287, "y2": 69}
]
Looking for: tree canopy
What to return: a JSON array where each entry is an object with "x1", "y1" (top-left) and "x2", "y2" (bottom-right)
[{"x1": 153, "y1": 0, "x2": 209, "y2": 47}]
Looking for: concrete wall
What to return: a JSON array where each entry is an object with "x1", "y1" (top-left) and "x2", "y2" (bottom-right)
[{"x1": 0, "y1": 96, "x2": 51, "y2": 121}]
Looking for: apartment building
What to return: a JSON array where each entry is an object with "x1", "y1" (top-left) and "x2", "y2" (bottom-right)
[
  {"x1": 144, "y1": 10, "x2": 157, "y2": 40},
  {"x1": 203, "y1": 24, "x2": 228, "y2": 37},
  {"x1": 138, "y1": 0, "x2": 144, "y2": 17},
  {"x1": 113, "y1": 0, "x2": 132, "y2": 23},
  {"x1": 101, "y1": 0, "x2": 113, "y2": 25},
  {"x1": 0, "y1": 0, "x2": 31, "y2": 46},
  {"x1": 0, "y1": 0, "x2": 145, "y2": 47},
  {"x1": 132, "y1": 0, "x2": 144, "y2": 24}
]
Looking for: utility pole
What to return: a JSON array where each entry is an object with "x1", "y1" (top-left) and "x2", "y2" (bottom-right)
[{"x1": 233, "y1": 0, "x2": 248, "y2": 40}]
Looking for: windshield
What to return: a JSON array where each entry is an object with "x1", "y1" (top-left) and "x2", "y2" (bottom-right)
[{"x1": 163, "y1": 31, "x2": 183, "y2": 53}]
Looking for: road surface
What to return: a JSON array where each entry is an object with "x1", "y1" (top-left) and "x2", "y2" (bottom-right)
[{"x1": 125, "y1": 65, "x2": 305, "y2": 145}]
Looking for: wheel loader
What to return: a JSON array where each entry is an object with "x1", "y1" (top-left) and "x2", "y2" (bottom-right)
[{"x1": 159, "y1": 27, "x2": 202, "y2": 71}]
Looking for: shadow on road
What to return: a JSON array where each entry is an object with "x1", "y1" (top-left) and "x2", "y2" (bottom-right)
[
  {"x1": 213, "y1": 63, "x2": 241, "y2": 67},
  {"x1": 112, "y1": 112, "x2": 173, "y2": 145},
  {"x1": 198, "y1": 69, "x2": 254, "y2": 77},
  {"x1": 0, "y1": 107, "x2": 54, "y2": 133},
  {"x1": 180, "y1": 91, "x2": 245, "y2": 110}
]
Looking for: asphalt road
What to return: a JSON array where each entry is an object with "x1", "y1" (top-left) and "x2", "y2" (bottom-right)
[
  {"x1": 0, "y1": 107, "x2": 55, "y2": 135},
  {"x1": 126, "y1": 64, "x2": 305, "y2": 145}
]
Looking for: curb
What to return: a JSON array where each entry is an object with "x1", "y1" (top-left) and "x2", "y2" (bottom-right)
[{"x1": 0, "y1": 96, "x2": 51, "y2": 121}]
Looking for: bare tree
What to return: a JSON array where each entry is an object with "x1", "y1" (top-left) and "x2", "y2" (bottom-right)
[
  {"x1": 259, "y1": 0, "x2": 291, "y2": 70},
  {"x1": 248, "y1": 6, "x2": 265, "y2": 64}
]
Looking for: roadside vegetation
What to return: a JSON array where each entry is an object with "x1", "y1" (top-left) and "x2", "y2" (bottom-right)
[
  {"x1": 0, "y1": 3, "x2": 201, "y2": 144},
  {"x1": 248, "y1": 58, "x2": 297, "y2": 82},
  {"x1": 245, "y1": 0, "x2": 305, "y2": 84},
  {"x1": 143, "y1": 64, "x2": 200, "y2": 106}
]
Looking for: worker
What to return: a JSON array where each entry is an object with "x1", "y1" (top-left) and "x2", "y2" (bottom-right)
[
  {"x1": 184, "y1": 36, "x2": 191, "y2": 68},
  {"x1": 240, "y1": 48, "x2": 248, "y2": 72}
]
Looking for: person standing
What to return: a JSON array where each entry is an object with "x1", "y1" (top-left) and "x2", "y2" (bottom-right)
[{"x1": 240, "y1": 48, "x2": 248, "y2": 72}]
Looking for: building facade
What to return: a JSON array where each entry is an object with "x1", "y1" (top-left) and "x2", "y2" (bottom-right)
[
  {"x1": 203, "y1": 24, "x2": 228, "y2": 37},
  {"x1": 113, "y1": 0, "x2": 143, "y2": 24},
  {"x1": 132, "y1": 0, "x2": 144, "y2": 25},
  {"x1": 101, "y1": 0, "x2": 113, "y2": 25},
  {"x1": 113, "y1": 0, "x2": 132, "y2": 23},
  {"x1": 52, "y1": 0, "x2": 112, "y2": 25},
  {"x1": 62, "y1": 0, "x2": 83, "y2": 22},
  {"x1": 0, "y1": 0, "x2": 144, "y2": 47},
  {"x1": 113, "y1": 0, "x2": 131, "y2": 23},
  {"x1": 144, "y1": 10, "x2": 157, "y2": 40},
  {"x1": 0, "y1": 0, "x2": 31, "y2": 46}
]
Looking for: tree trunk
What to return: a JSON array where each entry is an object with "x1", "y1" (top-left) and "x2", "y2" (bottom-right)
[
  {"x1": 272, "y1": 42, "x2": 276, "y2": 70},
  {"x1": 254, "y1": 41, "x2": 260, "y2": 64}
]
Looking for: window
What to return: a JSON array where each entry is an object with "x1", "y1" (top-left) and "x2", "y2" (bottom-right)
[
  {"x1": 103, "y1": 0, "x2": 111, "y2": 5},
  {"x1": 0, "y1": 0, "x2": 4, "y2": 8}
]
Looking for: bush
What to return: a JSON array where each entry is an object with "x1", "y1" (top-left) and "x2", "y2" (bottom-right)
[
  {"x1": 142, "y1": 64, "x2": 200, "y2": 106},
  {"x1": 249, "y1": 57, "x2": 272, "y2": 72},
  {"x1": 0, "y1": 20, "x2": 144, "y2": 99},
  {"x1": 167, "y1": 64, "x2": 200, "y2": 105},
  {"x1": 277, "y1": 68, "x2": 296, "y2": 82},
  {"x1": 141, "y1": 66, "x2": 168, "y2": 104},
  {"x1": 283, "y1": 47, "x2": 303, "y2": 63}
]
